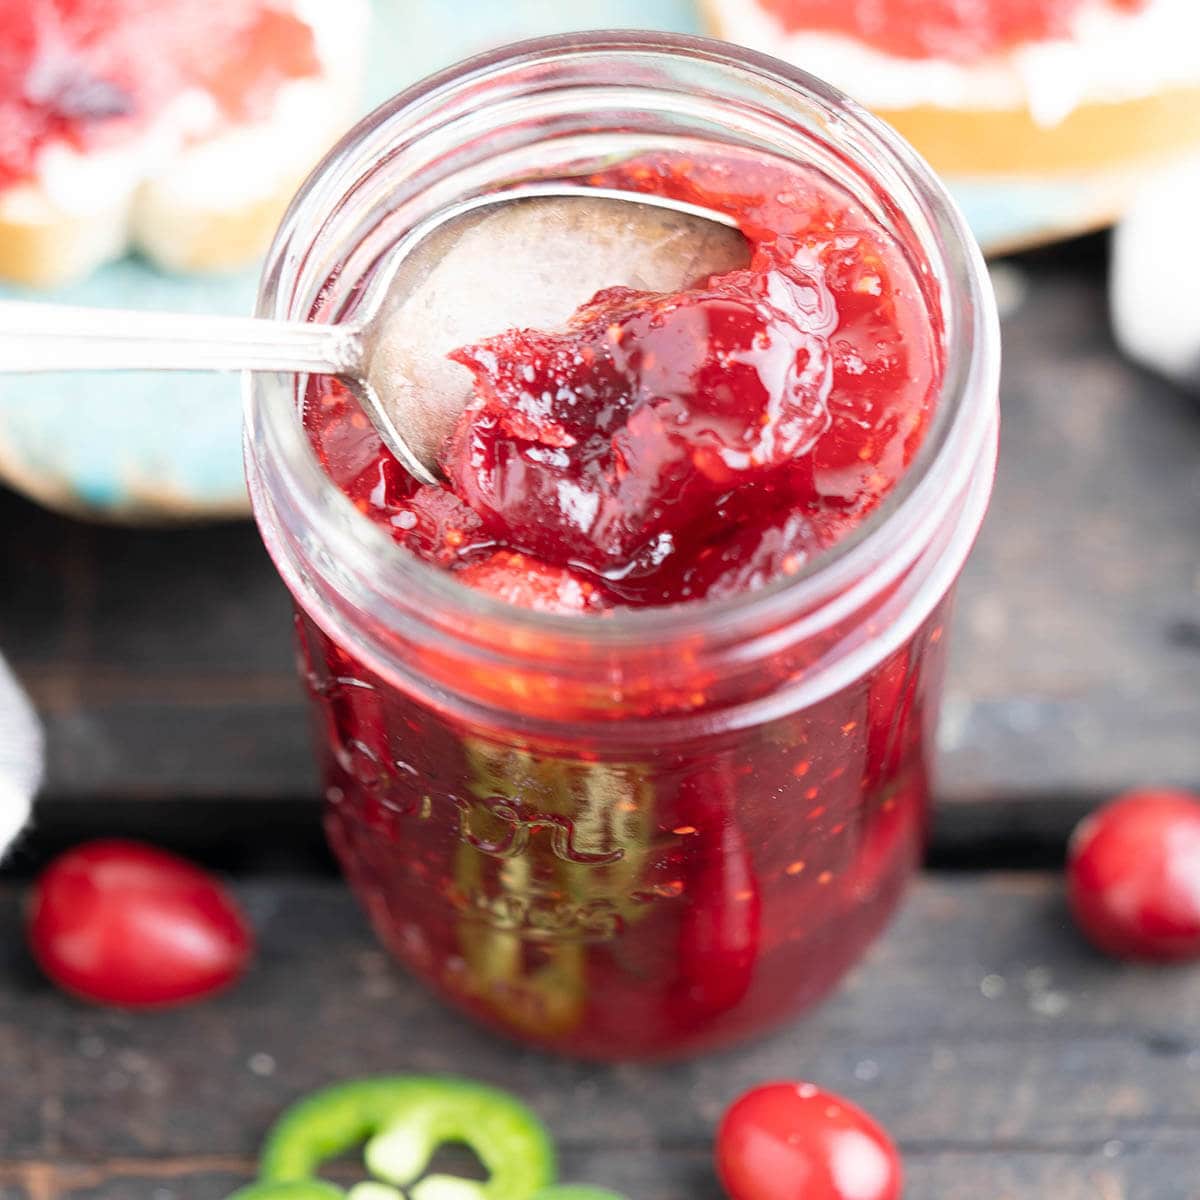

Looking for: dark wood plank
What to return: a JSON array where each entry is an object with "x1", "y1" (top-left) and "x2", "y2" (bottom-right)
[
  {"x1": 1, "y1": 242, "x2": 1197, "y2": 848},
  {"x1": 0, "y1": 1168, "x2": 246, "y2": 1200},
  {"x1": 939, "y1": 252, "x2": 1200, "y2": 840},
  {"x1": 10, "y1": 1149, "x2": 1200, "y2": 1200},
  {"x1": 5, "y1": 874, "x2": 1200, "y2": 1196}
]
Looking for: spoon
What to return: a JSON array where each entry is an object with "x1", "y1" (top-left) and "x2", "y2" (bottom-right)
[{"x1": 0, "y1": 184, "x2": 748, "y2": 485}]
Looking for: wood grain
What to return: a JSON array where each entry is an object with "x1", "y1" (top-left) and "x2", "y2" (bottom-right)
[
  {"x1": 4, "y1": 874, "x2": 1200, "y2": 1197},
  {"x1": 0, "y1": 241, "x2": 1197, "y2": 854}
]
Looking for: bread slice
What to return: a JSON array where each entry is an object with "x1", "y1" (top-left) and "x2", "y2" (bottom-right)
[
  {"x1": 0, "y1": 184, "x2": 130, "y2": 290},
  {"x1": 0, "y1": 0, "x2": 367, "y2": 289}
]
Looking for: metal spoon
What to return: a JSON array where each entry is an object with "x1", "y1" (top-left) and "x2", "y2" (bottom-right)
[{"x1": 0, "y1": 185, "x2": 747, "y2": 485}]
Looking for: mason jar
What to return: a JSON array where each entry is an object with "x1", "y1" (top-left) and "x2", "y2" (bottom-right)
[{"x1": 245, "y1": 31, "x2": 1000, "y2": 1059}]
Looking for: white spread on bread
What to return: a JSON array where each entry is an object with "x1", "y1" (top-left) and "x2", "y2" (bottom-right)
[{"x1": 712, "y1": 0, "x2": 1200, "y2": 125}]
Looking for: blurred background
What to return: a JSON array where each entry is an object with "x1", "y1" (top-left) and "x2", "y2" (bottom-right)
[{"x1": 0, "y1": 2, "x2": 1197, "y2": 1197}]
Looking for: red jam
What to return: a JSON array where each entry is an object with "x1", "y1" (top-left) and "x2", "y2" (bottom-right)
[
  {"x1": 758, "y1": 0, "x2": 1150, "y2": 61},
  {"x1": 0, "y1": 0, "x2": 318, "y2": 191},
  {"x1": 299, "y1": 150, "x2": 951, "y2": 1057},
  {"x1": 308, "y1": 154, "x2": 938, "y2": 611}
]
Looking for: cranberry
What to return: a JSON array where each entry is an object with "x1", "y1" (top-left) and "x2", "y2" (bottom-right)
[
  {"x1": 28, "y1": 840, "x2": 253, "y2": 1007},
  {"x1": 456, "y1": 551, "x2": 607, "y2": 614},
  {"x1": 717, "y1": 1081, "x2": 901, "y2": 1200},
  {"x1": 1067, "y1": 789, "x2": 1200, "y2": 961}
]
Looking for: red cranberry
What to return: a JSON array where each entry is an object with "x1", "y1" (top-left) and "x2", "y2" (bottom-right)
[
  {"x1": 28, "y1": 840, "x2": 253, "y2": 1007},
  {"x1": 716, "y1": 1081, "x2": 901, "y2": 1200},
  {"x1": 1067, "y1": 789, "x2": 1200, "y2": 961}
]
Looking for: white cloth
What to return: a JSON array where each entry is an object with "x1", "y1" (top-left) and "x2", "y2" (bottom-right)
[
  {"x1": 0, "y1": 656, "x2": 42, "y2": 857},
  {"x1": 1111, "y1": 155, "x2": 1200, "y2": 394}
]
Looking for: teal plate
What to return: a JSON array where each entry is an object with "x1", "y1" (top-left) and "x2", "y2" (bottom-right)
[{"x1": 0, "y1": 0, "x2": 1093, "y2": 520}]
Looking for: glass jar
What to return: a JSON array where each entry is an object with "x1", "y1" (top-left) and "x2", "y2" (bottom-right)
[{"x1": 245, "y1": 32, "x2": 999, "y2": 1059}]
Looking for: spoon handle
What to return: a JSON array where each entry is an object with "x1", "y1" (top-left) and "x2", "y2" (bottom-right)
[{"x1": 0, "y1": 302, "x2": 361, "y2": 376}]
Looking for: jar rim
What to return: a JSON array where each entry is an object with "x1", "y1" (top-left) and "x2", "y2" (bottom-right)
[{"x1": 246, "y1": 29, "x2": 1000, "y2": 660}]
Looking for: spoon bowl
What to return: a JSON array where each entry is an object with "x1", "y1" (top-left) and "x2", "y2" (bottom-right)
[{"x1": 0, "y1": 184, "x2": 748, "y2": 485}]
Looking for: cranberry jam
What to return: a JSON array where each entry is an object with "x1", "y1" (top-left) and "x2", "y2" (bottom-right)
[
  {"x1": 307, "y1": 152, "x2": 939, "y2": 613},
  {"x1": 759, "y1": 0, "x2": 1150, "y2": 62},
  {"x1": 0, "y1": 0, "x2": 318, "y2": 191}
]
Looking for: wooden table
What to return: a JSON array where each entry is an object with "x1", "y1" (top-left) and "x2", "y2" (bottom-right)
[{"x1": 1, "y1": 237, "x2": 1198, "y2": 1199}]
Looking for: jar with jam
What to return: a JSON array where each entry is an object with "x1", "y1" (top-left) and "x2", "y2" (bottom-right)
[{"x1": 246, "y1": 32, "x2": 1000, "y2": 1059}]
